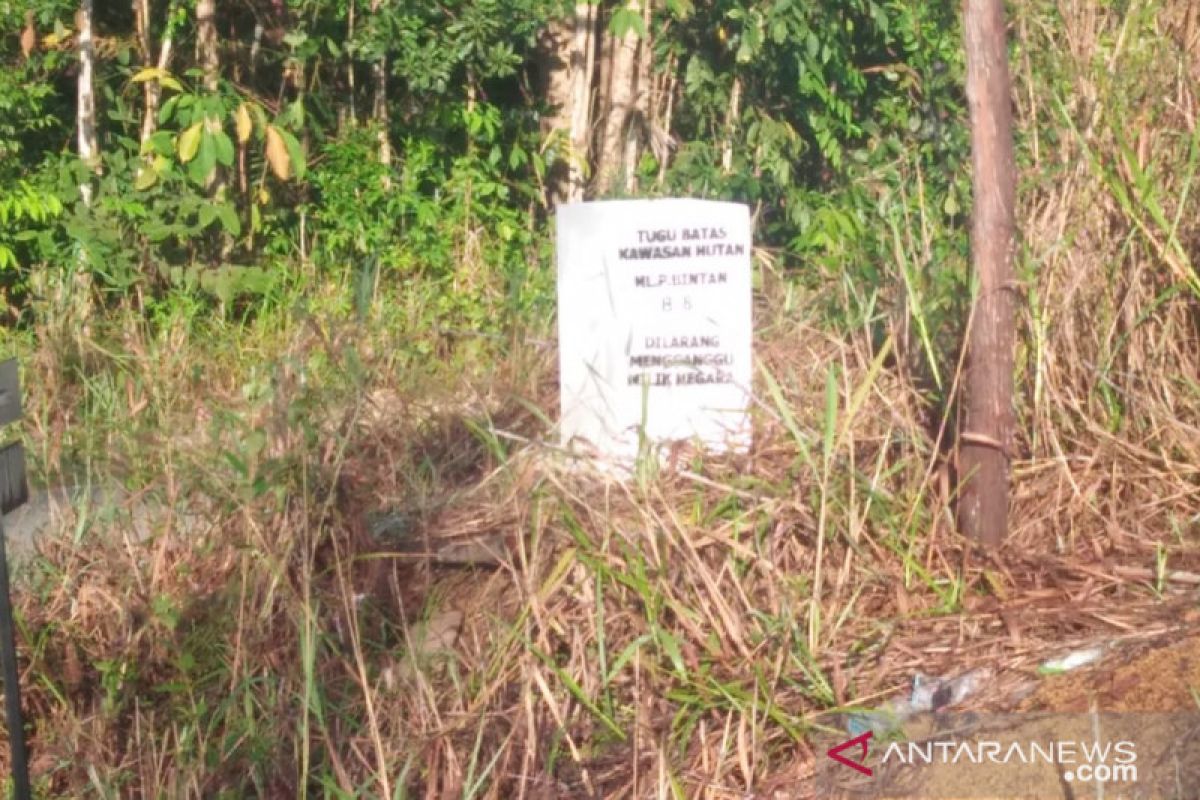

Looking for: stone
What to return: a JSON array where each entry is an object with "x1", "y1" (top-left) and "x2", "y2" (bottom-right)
[{"x1": 1, "y1": 482, "x2": 206, "y2": 569}]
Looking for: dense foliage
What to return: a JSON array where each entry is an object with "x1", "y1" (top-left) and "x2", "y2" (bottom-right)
[{"x1": 1, "y1": 0, "x2": 970, "y2": 351}]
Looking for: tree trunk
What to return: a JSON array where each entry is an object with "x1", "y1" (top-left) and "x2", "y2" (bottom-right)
[
  {"x1": 133, "y1": 0, "x2": 150, "y2": 65},
  {"x1": 343, "y1": 0, "x2": 357, "y2": 131},
  {"x1": 566, "y1": 2, "x2": 597, "y2": 203},
  {"x1": 720, "y1": 76, "x2": 742, "y2": 174},
  {"x1": 138, "y1": 0, "x2": 177, "y2": 156},
  {"x1": 197, "y1": 0, "x2": 218, "y2": 92},
  {"x1": 71, "y1": 0, "x2": 99, "y2": 324},
  {"x1": 539, "y1": 15, "x2": 574, "y2": 205},
  {"x1": 594, "y1": 0, "x2": 641, "y2": 195},
  {"x1": 76, "y1": 2, "x2": 97, "y2": 203},
  {"x1": 372, "y1": 58, "x2": 390, "y2": 185},
  {"x1": 621, "y1": 0, "x2": 652, "y2": 193},
  {"x1": 371, "y1": 0, "x2": 391, "y2": 187},
  {"x1": 196, "y1": 0, "x2": 225, "y2": 199},
  {"x1": 653, "y1": 52, "x2": 676, "y2": 187},
  {"x1": 77, "y1": 0, "x2": 99, "y2": 207},
  {"x1": 958, "y1": 0, "x2": 1017, "y2": 548}
]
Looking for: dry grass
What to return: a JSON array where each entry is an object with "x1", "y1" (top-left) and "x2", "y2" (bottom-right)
[{"x1": 0, "y1": 1, "x2": 1198, "y2": 798}]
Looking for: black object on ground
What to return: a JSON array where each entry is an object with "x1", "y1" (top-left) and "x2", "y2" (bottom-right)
[{"x1": 0, "y1": 358, "x2": 32, "y2": 800}]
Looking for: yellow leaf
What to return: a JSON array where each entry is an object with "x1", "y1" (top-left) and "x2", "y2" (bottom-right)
[
  {"x1": 134, "y1": 166, "x2": 158, "y2": 190},
  {"x1": 235, "y1": 103, "x2": 253, "y2": 144},
  {"x1": 265, "y1": 125, "x2": 290, "y2": 180},
  {"x1": 132, "y1": 67, "x2": 165, "y2": 83},
  {"x1": 177, "y1": 123, "x2": 203, "y2": 163}
]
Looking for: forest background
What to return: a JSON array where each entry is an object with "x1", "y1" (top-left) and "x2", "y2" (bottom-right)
[{"x1": 1, "y1": 0, "x2": 1199, "y2": 797}]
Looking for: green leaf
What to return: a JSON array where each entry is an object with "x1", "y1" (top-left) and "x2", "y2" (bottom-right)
[
  {"x1": 508, "y1": 144, "x2": 526, "y2": 169},
  {"x1": 159, "y1": 95, "x2": 180, "y2": 125},
  {"x1": 251, "y1": 104, "x2": 268, "y2": 137},
  {"x1": 198, "y1": 203, "x2": 217, "y2": 228},
  {"x1": 664, "y1": 0, "x2": 694, "y2": 18},
  {"x1": 609, "y1": 6, "x2": 646, "y2": 39},
  {"x1": 823, "y1": 365, "x2": 838, "y2": 464},
  {"x1": 134, "y1": 166, "x2": 158, "y2": 190},
  {"x1": 277, "y1": 127, "x2": 306, "y2": 180},
  {"x1": 177, "y1": 123, "x2": 203, "y2": 162},
  {"x1": 943, "y1": 189, "x2": 960, "y2": 216},
  {"x1": 188, "y1": 134, "x2": 217, "y2": 184},
  {"x1": 655, "y1": 627, "x2": 687, "y2": 677},
  {"x1": 144, "y1": 130, "x2": 174, "y2": 156},
  {"x1": 215, "y1": 203, "x2": 241, "y2": 236},
  {"x1": 213, "y1": 130, "x2": 235, "y2": 167}
]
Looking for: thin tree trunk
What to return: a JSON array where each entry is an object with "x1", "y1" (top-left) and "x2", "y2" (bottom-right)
[
  {"x1": 539, "y1": 15, "x2": 574, "y2": 205},
  {"x1": 566, "y1": 2, "x2": 597, "y2": 202},
  {"x1": 196, "y1": 0, "x2": 224, "y2": 199},
  {"x1": 77, "y1": 0, "x2": 98, "y2": 206},
  {"x1": 197, "y1": 0, "x2": 218, "y2": 92},
  {"x1": 138, "y1": 0, "x2": 177, "y2": 157},
  {"x1": 720, "y1": 75, "x2": 742, "y2": 174},
  {"x1": 371, "y1": 0, "x2": 390, "y2": 187},
  {"x1": 72, "y1": 0, "x2": 99, "y2": 323},
  {"x1": 373, "y1": 58, "x2": 390, "y2": 185},
  {"x1": 654, "y1": 53, "x2": 676, "y2": 187},
  {"x1": 250, "y1": 22, "x2": 263, "y2": 79},
  {"x1": 344, "y1": 0, "x2": 356, "y2": 131},
  {"x1": 133, "y1": 0, "x2": 150, "y2": 64},
  {"x1": 595, "y1": 0, "x2": 641, "y2": 195},
  {"x1": 958, "y1": 0, "x2": 1017, "y2": 548},
  {"x1": 621, "y1": 0, "x2": 652, "y2": 193}
]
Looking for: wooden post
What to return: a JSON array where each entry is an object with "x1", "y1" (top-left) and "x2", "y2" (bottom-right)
[
  {"x1": 958, "y1": 0, "x2": 1017, "y2": 548},
  {"x1": 0, "y1": 359, "x2": 30, "y2": 800}
]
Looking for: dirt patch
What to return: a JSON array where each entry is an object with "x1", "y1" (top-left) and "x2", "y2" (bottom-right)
[{"x1": 1020, "y1": 632, "x2": 1200, "y2": 713}]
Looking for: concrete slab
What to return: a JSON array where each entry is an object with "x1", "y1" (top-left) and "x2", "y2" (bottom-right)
[{"x1": 1, "y1": 482, "x2": 205, "y2": 566}]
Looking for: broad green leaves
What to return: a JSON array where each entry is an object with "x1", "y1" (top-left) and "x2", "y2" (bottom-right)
[
  {"x1": 158, "y1": 97, "x2": 303, "y2": 188},
  {"x1": 0, "y1": 181, "x2": 63, "y2": 270},
  {"x1": 173, "y1": 119, "x2": 230, "y2": 185}
]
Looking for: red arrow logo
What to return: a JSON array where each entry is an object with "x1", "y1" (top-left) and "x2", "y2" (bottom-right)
[{"x1": 826, "y1": 730, "x2": 873, "y2": 776}]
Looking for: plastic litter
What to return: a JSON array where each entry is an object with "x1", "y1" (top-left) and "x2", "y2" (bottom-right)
[
  {"x1": 1038, "y1": 645, "x2": 1104, "y2": 675},
  {"x1": 845, "y1": 667, "x2": 991, "y2": 736}
]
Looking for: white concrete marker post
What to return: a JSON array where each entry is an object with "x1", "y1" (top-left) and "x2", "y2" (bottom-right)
[{"x1": 557, "y1": 199, "x2": 753, "y2": 466}]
